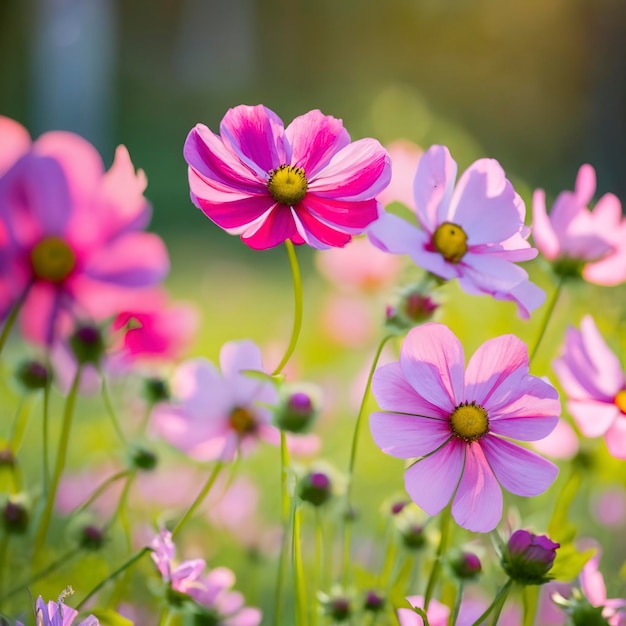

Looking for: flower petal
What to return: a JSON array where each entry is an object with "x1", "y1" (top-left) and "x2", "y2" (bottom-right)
[
  {"x1": 370, "y1": 411, "x2": 451, "y2": 458},
  {"x1": 568, "y1": 400, "x2": 619, "y2": 437},
  {"x1": 604, "y1": 419, "x2": 626, "y2": 460},
  {"x1": 574, "y1": 164, "x2": 596, "y2": 206},
  {"x1": 285, "y1": 110, "x2": 350, "y2": 177},
  {"x1": 0, "y1": 116, "x2": 30, "y2": 176},
  {"x1": 399, "y1": 323, "x2": 465, "y2": 411},
  {"x1": 480, "y1": 435, "x2": 558, "y2": 496},
  {"x1": 241, "y1": 205, "x2": 304, "y2": 250},
  {"x1": 367, "y1": 212, "x2": 426, "y2": 256},
  {"x1": 300, "y1": 194, "x2": 380, "y2": 231},
  {"x1": 451, "y1": 442, "x2": 502, "y2": 532},
  {"x1": 404, "y1": 440, "x2": 465, "y2": 516}
]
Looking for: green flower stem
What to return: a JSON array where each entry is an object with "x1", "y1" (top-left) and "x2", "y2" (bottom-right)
[
  {"x1": 75, "y1": 470, "x2": 133, "y2": 516},
  {"x1": 274, "y1": 431, "x2": 292, "y2": 625},
  {"x1": 34, "y1": 366, "x2": 83, "y2": 556},
  {"x1": 450, "y1": 581, "x2": 465, "y2": 626},
  {"x1": 312, "y1": 508, "x2": 323, "y2": 626},
  {"x1": 0, "y1": 297, "x2": 23, "y2": 357},
  {"x1": 104, "y1": 471, "x2": 136, "y2": 544},
  {"x1": 8, "y1": 396, "x2": 32, "y2": 454},
  {"x1": 42, "y1": 380, "x2": 51, "y2": 496},
  {"x1": 292, "y1": 504, "x2": 307, "y2": 626},
  {"x1": 0, "y1": 547, "x2": 79, "y2": 602},
  {"x1": 529, "y1": 277, "x2": 564, "y2": 365},
  {"x1": 75, "y1": 546, "x2": 151, "y2": 611},
  {"x1": 423, "y1": 506, "x2": 453, "y2": 610},
  {"x1": 101, "y1": 374, "x2": 127, "y2": 445},
  {"x1": 0, "y1": 534, "x2": 9, "y2": 599},
  {"x1": 343, "y1": 334, "x2": 393, "y2": 585},
  {"x1": 271, "y1": 239, "x2": 303, "y2": 376},
  {"x1": 377, "y1": 522, "x2": 398, "y2": 591},
  {"x1": 172, "y1": 459, "x2": 224, "y2": 538},
  {"x1": 470, "y1": 579, "x2": 513, "y2": 626}
]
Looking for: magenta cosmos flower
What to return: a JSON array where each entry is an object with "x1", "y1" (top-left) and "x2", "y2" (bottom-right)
[
  {"x1": 368, "y1": 145, "x2": 544, "y2": 318},
  {"x1": 184, "y1": 104, "x2": 391, "y2": 250},
  {"x1": 370, "y1": 323, "x2": 560, "y2": 532},
  {"x1": 152, "y1": 340, "x2": 281, "y2": 461},
  {"x1": 553, "y1": 315, "x2": 626, "y2": 459},
  {"x1": 533, "y1": 164, "x2": 626, "y2": 285},
  {"x1": 0, "y1": 119, "x2": 168, "y2": 345}
]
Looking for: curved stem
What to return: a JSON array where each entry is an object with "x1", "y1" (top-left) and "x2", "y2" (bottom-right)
[
  {"x1": 101, "y1": 374, "x2": 127, "y2": 445},
  {"x1": 424, "y1": 506, "x2": 453, "y2": 609},
  {"x1": 529, "y1": 277, "x2": 563, "y2": 365},
  {"x1": 470, "y1": 579, "x2": 513, "y2": 626},
  {"x1": 34, "y1": 366, "x2": 83, "y2": 555},
  {"x1": 271, "y1": 240, "x2": 303, "y2": 376},
  {"x1": 75, "y1": 547, "x2": 150, "y2": 611},
  {"x1": 172, "y1": 459, "x2": 224, "y2": 538},
  {"x1": 342, "y1": 334, "x2": 393, "y2": 584},
  {"x1": 0, "y1": 297, "x2": 23, "y2": 357},
  {"x1": 75, "y1": 470, "x2": 133, "y2": 516}
]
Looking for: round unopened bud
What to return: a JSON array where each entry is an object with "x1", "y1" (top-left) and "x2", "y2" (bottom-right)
[
  {"x1": 390, "y1": 500, "x2": 408, "y2": 516},
  {"x1": 298, "y1": 471, "x2": 332, "y2": 507},
  {"x1": 401, "y1": 523, "x2": 426, "y2": 550},
  {"x1": 16, "y1": 360, "x2": 51, "y2": 391},
  {"x1": 80, "y1": 525, "x2": 106, "y2": 551},
  {"x1": 449, "y1": 550, "x2": 482, "y2": 580},
  {"x1": 502, "y1": 529, "x2": 559, "y2": 585},
  {"x1": 130, "y1": 446, "x2": 158, "y2": 471},
  {"x1": 2, "y1": 499, "x2": 29, "y2": 534},
  {"x1": 144, "y1": 377, "x2": 170, "y2": 404},
  {"x1": 274, "y1": 386, "x2": 320, "y2": 433},
  {"x1": 324, "y1": 596, "x2": 351, "y2": 621},
  {"x1": 363, "y1": 590, "x2": 385, "y2": 612},
  {"x1": 0, "y1": 448, "x2": 16, "y2": 468},
  {"x1": 386, "y1": 287, "x2": 438, "y2": 332},
  {"x1": 191, "y1": 607, "x2": 221, "y2": 626},
  {"x1": 70, "y1": 325, "x2": 105, "y2": 365}
]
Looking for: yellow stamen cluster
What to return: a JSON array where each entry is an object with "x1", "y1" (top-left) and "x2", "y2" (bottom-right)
[
  {"x1": 30, "y1": 236, "x2": 76, "y2": 283},
  {"x1": 615, "y1": 390, "x2": 626, "y2": 415},
  {"x1": 267, "y1": 164, "x2": 308, "y2": 206},
  {"x1": 450, "y1": 401, "x2": 489, "y2": 442},
  {"x1": 432, "y1": 222, "x2": 468, "y2": 263},
  {"x1": 229, "y1": 407, "x2": 257, "y2": 435}
]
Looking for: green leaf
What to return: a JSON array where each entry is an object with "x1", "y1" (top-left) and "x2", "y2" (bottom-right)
[
  {"x1": 550, "y1": 544, "x2": 595, "y2": 581},
  {"x1": 88, "y1": 609, "x2": 134, "y2": 626},
  {"x1": 547, "y1": 470, "x2": 582, "y2": 544}
]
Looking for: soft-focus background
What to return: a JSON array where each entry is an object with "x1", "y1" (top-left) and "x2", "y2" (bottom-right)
[{"x1": 2, "y1": 1, "x2": 626, "y2": 623}]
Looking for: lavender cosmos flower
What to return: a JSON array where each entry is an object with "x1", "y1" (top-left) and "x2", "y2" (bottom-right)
[
  {"x1": 533, "y1": 164, "x2": 626, "y2": 285},
  {"x1": 370, "y1": 323, "x2": 560, "y2": 532},
  {"x1": 184, "y1": 104, "x2": 391, "y2": 250},
  {"x1": 553, "y1": 315, "x2": 626, "y2": 459},
  {"x1": 31, "y1": 595, "x2": 99, "y2": 625},
  {"x1": 0, "y1": 117, "x2": 169, "y2": 345},
  {"x1": 368, "y1": 144, "x2": 544, "y2": 318}
]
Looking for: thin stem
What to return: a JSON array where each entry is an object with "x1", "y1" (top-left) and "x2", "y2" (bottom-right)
[
  {"x1": 34, "y1": 366, "x2": 83, "y2": 555},
  {"x1": 529, "y1": 277, "x2": 563, "y2": 365},
  {"x1": 0, "y1": 548, "x2": 79, "y2": 602},
  {"x1": 0, "y1": 297, "x2": 23, "y2": 356},
  {"x1": 75, "y1": 470, "x2": 133, "y2": 516},
  {"x1": 75, "y1": 547, "x2": 150, "y2": 611},
  {"x1": 424, "y1": 506, "x2": 453, "y2": 609},
  {"x1": 101, "y1": 374, "x2": 127, "y2": 445},
  {"x1": 342, "y1": 335, "x2": 393, "y2": 585},
  {"x1": 470, "y1": 579, "x2": 513, "y2": 626},
  {"x1": 450, "y1": 581, "x2": 464, "y2": 626},
  {"x1": 271, "y1": 239, "x2": 303, "y2": 376},
  {"x1": 312, "y1": 509, "x2": 323, "y2": 626},
  {"x1": 8, "y1": 397, "x2": 32, "y2": 454},
  {"x1": 274, "y1": 431, "x2": 292, "y2": 624},
  {"x1": 0, "y1": 535, "x2": 9, "y2": 599},
  {"x1": 172, "y1": 459, "x2": 224, "y2": 538},
  {"x1": 292, "y1": 504, "x2": 306, "y2": 626},
  {"x1": 42, "y1": 380, "x2": 51, "y2": 496}
]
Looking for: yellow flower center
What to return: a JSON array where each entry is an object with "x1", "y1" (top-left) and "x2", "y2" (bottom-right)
[
  {"x1": 267, "y1": 164, "x2": 308, "y2": 206},
  {"x1": 450, "y1": 402, "x2": 489, "y2": 442},
  {"x1": 615, "y1": 390, "x2": 626, "y2": 415},
  {"x1": 432, "y1": 222, "x2": 468, "y2": 263},
  {"x1": 229, "y1": 407, "x2": 257, "y2": 435},
  {"x1": 30, "y1": 236, "x2": 76, "y2": 283}
]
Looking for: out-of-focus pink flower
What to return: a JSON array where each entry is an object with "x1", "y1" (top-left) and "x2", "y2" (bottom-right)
[
  {"x1": 592, "y1": 486, "x2": 626, "y2": 528},
  {"x1": 368, "y1": 145, "x2": 544, "y2": 318},
  {"x1": 397, "y1": 596, "x2": 449, "y2": 626},
  {"x1": 184, "y1": 104, "x2": 391, "y2": 250},
  {"x1": 0, "y1": 121, "x2": 169, "y2": 345},
  {"x1": 110, "y1": 289, "x2": 198, "y2": 364},
  {"x1": 152, "y1": 340, "x2": 316, "y2": 461},
  {"x1": 370, "y1": 323, "x2": 559, "y2": 532},
  {"x1": 580, "y1": 553, "x2": 626, "y2": 625},
  {"x1": 553, "y1": 315, "x2": 626, "y2": 459},
  {"x1": 34, "y1": 595, "x2": 99, "y2": 626},
  {"x1": 531, "y1": 418, "x2": 580, "y2": 460},
  {"x1": 56, "y1": 463, "x2": 122, "y2": 517},
  {"x1": 532, "y1": 164, "x2": 626, "y2": 285},
  {"x1": 536, "y1": 581, "x2": 571, "y2": 626},
  {"x1": 377, "y1": 140, "x2": 423, "y2": 209},
  {"x1": 319, "y1": 294, "x2": 376, "y2": 347},
  {"x1": 315, "y1": 236, "x2": 402, "y2": 293}
]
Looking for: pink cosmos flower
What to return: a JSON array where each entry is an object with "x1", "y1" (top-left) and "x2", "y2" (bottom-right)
[
  {"x1": 0, "y1": 121, "x2": 169, "y2": 345},
  {"x1": 368, "y1": 145, "x2": 544, "y2": 318},
  {"x1": 532, "y1": 164, "x2": 626, "y2": 285},
  {"x1": 32, "y1": 596, "x2": 99, "y2": 626},
  {"x1": 552, "y1": 315, "x2": 626, "y2": 459},
  {"x1": 184, "y1": 104, "x2": 391, "y2": 250},
  {"x1": 397, "y1": 596, "x2": 448, "y2": 626},
  {"x1": 580, "y1": 553, "x2": 626, "y2": 625},
  {"x1": 152, "y1": 340, "x2": 317, "y2": 461},
  {"x1": 370, "y1": 323, "x2": 560, "y2": 532}
]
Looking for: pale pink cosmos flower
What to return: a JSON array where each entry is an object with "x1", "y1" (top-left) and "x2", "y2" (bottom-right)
[
  {"x1": 580, "y1": 553, "x2": 626, "y2": 625},
  {"x1": 533, "y1": 164, "x2": 626, "y2": 285},
  {"x1": 370, "y1": 323, "x2": 560, "y2": 532},
  {"x1": 552, "y1": 315, "x2": 626, "y2": 459},
  {"x1": 531, "y1": 418, "x2": 579, "y2": 460},
  {"x1": 0, "y1": 121, "x2": 169, "y2": 345},
  {"x1": 152, "y1": 340, "x2": 317, "y2": 461},
  {"x1": 368, "y1": 145, "x2": 544, "y2": 318},
  {"x1": 591, "y1": 486, "x2": 626, "y2": 528},
  {"x1": 184, "y1": 104, "x2": 391, "y2": 250}
]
